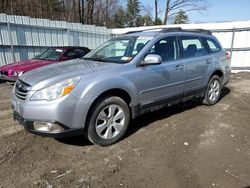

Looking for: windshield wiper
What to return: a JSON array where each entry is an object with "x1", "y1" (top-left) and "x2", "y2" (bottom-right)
[
  {"x1": 38, "y1": 58, "x2": 56, "y2": 61},
  {"x1": 83, "y1": 57, "x2": 111, "y2": 63}
]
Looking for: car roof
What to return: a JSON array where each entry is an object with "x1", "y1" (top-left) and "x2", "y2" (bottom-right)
[
  {"x1": 123, "y1": 27, "x2": 212, "y2": 38},
  {"x1": 50, "y1": 46, "x2": 90, "y2": 51}
]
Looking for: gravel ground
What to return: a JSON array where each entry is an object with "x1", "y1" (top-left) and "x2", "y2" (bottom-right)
[{"x1": 0, "y1": 73, "x2": 250, "y2": 188}]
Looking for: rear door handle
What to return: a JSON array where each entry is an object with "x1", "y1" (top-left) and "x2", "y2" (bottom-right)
[{"x1": 206, "y1": 59, "x2": 213, "y2": 64}]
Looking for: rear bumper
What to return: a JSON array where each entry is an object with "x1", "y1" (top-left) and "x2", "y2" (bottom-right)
[{"x1": 222, "y1": 70, "x2": 231, "y2": 87}]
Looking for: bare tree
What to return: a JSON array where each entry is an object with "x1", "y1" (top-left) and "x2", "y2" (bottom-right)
[
  {"x1": 86, "y1": 0, "x2": 95, "y2": 24},
  {"x1": 78, "y1": 0, "x2": 81, "y2": 23},
  {"x1": 154, "y1": 0, "x2": 160, "y2": 23},
  {"x1": 105, "y1": 0, "x2": 109, "y2": 26},
  {"x1": 81, "y1": 0, "x2": 85, "y2": 23},
  {"x1": 163, "y1": 0, "x2": 208, "y2": 24}
]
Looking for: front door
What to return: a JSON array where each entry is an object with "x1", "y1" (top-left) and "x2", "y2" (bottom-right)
[{"x1": 137, "y1": 36, "x2": 185, "y2": 109}]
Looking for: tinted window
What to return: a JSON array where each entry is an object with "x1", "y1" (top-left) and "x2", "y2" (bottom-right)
[
  {"x1": 148, "y1": 36, "x2": 178, "y2": 62},
  {"x1": 181, "y1": 36, "x2": 208, "y2": 58},
  {"x1": 65, "y1": 49, "x2": 87, "y2": 59},
  {"x1": 205, "y1": 38, "x2": 221, "y2": 53}
]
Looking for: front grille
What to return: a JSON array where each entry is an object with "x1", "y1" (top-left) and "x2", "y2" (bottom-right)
[{"x1": 15, "y1": 80, "x2": 30, "y2": 100}]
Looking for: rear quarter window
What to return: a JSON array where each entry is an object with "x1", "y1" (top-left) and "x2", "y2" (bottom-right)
[{"x1": 205, "y1": 38, "x2": 221, "y2": 53}]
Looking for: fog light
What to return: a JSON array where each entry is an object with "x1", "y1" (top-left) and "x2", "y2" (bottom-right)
[{"x1": 33, "y1": 122, "x2": 64, "y2": 133}]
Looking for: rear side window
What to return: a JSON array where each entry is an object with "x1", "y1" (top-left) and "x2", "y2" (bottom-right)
[
  {"x1": 148, "y1": 36, "x2": 178, "y2": 62},
  {"x1": 180, "y1": 36, "x2": 208, "y2": 58},
  {"x1": 65, "y1": 49, "x2": 88, "y2": 59},
  {"x1": 205, "y1": 38, "x2": 221, "y2": 53}
]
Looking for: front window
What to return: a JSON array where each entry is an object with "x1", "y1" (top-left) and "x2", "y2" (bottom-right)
[
  {"x1": 35, "y1": 48, "x2": 64, "y2": 61},
  {"x1": 83, "y1": 36, "x2": 152, "y2": 63},
  {"x1": 148, "y1": 36, "x2": 178, "y2": 62}
]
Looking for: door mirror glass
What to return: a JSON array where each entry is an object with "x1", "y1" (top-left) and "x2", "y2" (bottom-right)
[{"x1": 141, "y1": 54, "x2": 162, "y2": 65}]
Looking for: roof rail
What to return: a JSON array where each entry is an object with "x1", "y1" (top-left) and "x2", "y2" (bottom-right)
[
  {"x1": 124, "y1": 27, "x2": 183, "y2": 35},
  {"x1": 183, "y1": 29, "x2": 212, "y2": 35},
  {"x1": 124, "y1": 28, "x2": 160, "y2": 35},
  {"x1": 160, "y1": 28, "x2": 212, "y2": 35},
  {"x1": 159, "y1": 27, "x2": 183, "y2": 33},
  {"x1": 123, "y1": 27, "x2": 212, "y2": 35}
]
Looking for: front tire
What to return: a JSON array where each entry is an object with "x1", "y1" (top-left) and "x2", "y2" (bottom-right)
[
  {"x1": 203, "y1": 75, "x2": 222, "y2": 106},
  {"x1": 86, "y1": 96, "x2": 130, "y2": 146}
]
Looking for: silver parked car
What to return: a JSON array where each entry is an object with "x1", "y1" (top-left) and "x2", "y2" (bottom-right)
[{"x1": 12, "y1": 28, "x2": 231, "y2": 146}]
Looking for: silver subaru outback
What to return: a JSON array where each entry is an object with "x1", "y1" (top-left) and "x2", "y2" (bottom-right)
[{"x1": 12, "y1": 28, "x2": 231, "y2": 146}]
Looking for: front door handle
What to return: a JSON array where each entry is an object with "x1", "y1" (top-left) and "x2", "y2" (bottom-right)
[{"x1": 175, "y1": 64, "x2": 184, "y2": 70}]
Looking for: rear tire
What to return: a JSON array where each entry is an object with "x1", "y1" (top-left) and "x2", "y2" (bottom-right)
[
  {"x1": 86, "y1": 96, "x2": 130, "y2": 146},
  {"x1": 203, "y1": 75, "x2": 222, "y2": 106}
]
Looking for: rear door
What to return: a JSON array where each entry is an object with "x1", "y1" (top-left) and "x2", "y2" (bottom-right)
[
  {"x1": 137, "y1": 36, "x2": 185, "y2": 109},
  {"x1": 180, "y1": 35, "x2": 212, "y2": 96}
]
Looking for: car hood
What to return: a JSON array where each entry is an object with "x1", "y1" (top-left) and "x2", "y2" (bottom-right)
[
  {"x1": 19, "y1": 59, "x2": 120, "y2": 89},
  {"x1": 0, "y1": 59, "x2": 56, "y2": 72}
]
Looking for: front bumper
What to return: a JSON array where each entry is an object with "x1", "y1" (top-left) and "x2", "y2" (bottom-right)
[
  {"x1": 0, "y1": 75, "x2": 17, "y2": 82},
  {"x1": 13, "y1": 111, "x2": 84, "y2": 138},
  {"x1": 13, "y1": 107, "x2": 84, "y2": 138},
  {"x1": 11, "y1": 91, "x2": 90, "y2": 138}
]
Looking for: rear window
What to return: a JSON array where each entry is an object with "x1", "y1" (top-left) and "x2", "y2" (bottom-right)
[
  {"x1": 180, "y1": 36, "x2": 208, "y2": 58},
  {"x1": 205, "y1": 38, "x2": 221, "y2": 53}
]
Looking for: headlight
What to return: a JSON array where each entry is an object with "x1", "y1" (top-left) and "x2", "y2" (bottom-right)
[
  {"x1": 13, "y1": 71, "x2": 23, "y2": 77},
  {"x1": 31, "y1": 76, "x2": 81, "y2": 101}
]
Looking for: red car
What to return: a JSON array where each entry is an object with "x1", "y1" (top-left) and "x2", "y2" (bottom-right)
[{"x1": 0, "y1": 46, "x2": 90, "y2": 82}]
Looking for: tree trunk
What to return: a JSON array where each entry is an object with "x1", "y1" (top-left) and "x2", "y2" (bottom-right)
[
  {"x1": 62, "y1": 0, "x2": 66, "y2": 20},
  {"x1": 68, "y1": 0, "x2": 73, "y2": 21},
  {"x1": 81, "y1": 0, "x2": 85, "y2": 23},
  {"x1": 163, "y1": 0, "x2": 170, "y2": 24},
  {"x1": 154, "y1": 0, "x2": 158, "y2": 23},
  {"x1": 105, "y1": 0, "x2": 108, "y2": 26},
  {"x1": 78, "y1": 0, "x2": 81, "y2": 23},
  {"x1": 87, "y1": 0, "x2": 94, "y2": 24},
  {"x1": 73, "y1": 0, "x2": 76, "y2": 22}
]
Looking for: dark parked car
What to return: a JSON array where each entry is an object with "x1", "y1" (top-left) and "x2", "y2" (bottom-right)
[{"x1": 0, "y1": 46, "x2": 90, "y2": 82}]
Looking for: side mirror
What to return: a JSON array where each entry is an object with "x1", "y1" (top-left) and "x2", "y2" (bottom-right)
[
  {"x1": 60, "y1": 56, "x2": 69, "y2": 61},
  {"x1": 141, "y1": 54, "x2": 162, "y2": 66}
]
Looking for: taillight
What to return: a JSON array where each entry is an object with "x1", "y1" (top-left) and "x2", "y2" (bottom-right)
[{"x1": 226, "y1": 51, "x2": 230, "y2": 60}]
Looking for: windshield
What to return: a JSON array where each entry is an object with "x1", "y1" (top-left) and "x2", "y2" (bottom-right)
[
  {"x1": 83, "y1": 36, "x2": 152, "y2": 63},
  {"x1": 35, "y1": 48, "x2": 64, "y2": 61}
]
